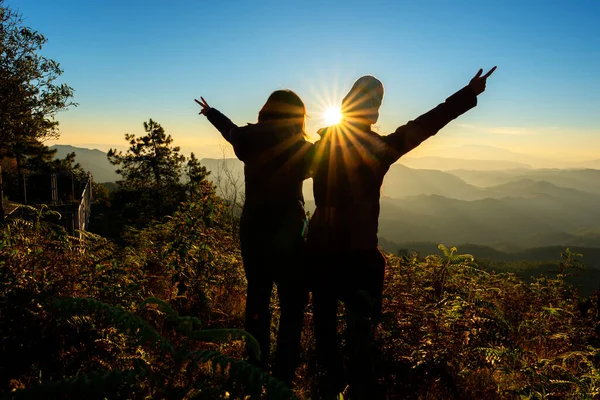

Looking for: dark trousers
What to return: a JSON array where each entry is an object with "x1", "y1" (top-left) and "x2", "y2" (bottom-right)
[
  {"x1": 239, "y1": 203, "x2": 309, "y2": 386},
  {"x1": 311, "y1": 249, "x2": 386, "y2": 398},
  {"x1": 243, "y1": 252, "x2": 309, "y2": 387}
]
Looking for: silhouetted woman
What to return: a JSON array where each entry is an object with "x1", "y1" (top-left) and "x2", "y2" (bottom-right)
[
  {"x1": 195, "y1": 90, "x2": 313, "y2": 387},
  {"x1": 307, "y1": 67, "x2": 496, "y2": 398}
]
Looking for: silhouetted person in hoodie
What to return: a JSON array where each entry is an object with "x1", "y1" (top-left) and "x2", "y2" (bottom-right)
[
  {"x1": 195, "y1": 90, "x2": 314, "y2": 387},
  {"x1": 307, "y1": 67, "x2": 496, "y2": 399}
]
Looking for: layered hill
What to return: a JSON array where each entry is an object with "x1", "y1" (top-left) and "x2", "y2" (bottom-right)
[
  {"x1": 52, "y1": 145, "x2": 600, "y2": 253},
  {"x1": 50, "y1": 145, "x2": 119, "y2": 183}
]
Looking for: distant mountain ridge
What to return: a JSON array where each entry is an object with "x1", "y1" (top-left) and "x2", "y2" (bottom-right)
[
  {"x1": 484, "y1": 179, "x2": 597, "y2": 200},
  {"x1": 50, "y1": 145, "x2": 119, "y2": 183},
  {"x1": 52, "y1": 144, "x2": 600, "y2": 252},
  {"x1": 377, "y1": 191, "x2": 600, "y2": 250},
  {"x1": 408, "y1": 144, "x2": 597, "y2": 169},
  {"x1": 381, "y1": 164, "x2": 486, "y2": 200},
  {"x1": 398, "y1": 156, "x2": 531, "y2": 171},
  {"x1": 451, "y1": 168, "x2": 600, "y2": 194}
]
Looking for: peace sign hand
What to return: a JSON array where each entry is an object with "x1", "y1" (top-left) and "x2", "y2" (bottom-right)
[
  {"x1": 194, "y1": 96, "x2": 211, "y2": 116},
  {"x1": 469, "y1": 66, "x2": 497, "y2": 96}
]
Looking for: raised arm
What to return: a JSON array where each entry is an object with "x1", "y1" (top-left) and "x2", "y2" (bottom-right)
[
  {"x1": 194, "y1": 96, "x2": 238, "y2": 143},
  {"x1": 382, "y1": 67, "x2": 496, "y2": 164}
]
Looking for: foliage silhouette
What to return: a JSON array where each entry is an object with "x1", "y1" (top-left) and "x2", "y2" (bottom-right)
[
  {"x1": 3, "y1": 205, "x2": 600, "y2": 399},
  {"x1": 0, "y1": 0, "x2": 76, "y2": 204}
]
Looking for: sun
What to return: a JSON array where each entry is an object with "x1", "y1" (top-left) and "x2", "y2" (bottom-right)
[{"x1": 323, "y1": 106, "x2": 343, "y2": 126}]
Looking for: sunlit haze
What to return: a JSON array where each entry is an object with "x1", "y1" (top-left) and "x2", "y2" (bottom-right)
[{"x1": 8, "y1": 0, "x2": 600, "y2": 167}]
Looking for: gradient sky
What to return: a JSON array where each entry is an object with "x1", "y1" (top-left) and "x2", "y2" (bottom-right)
[{"x1": 7, "y1": 0, "x2": 600, "y2": 163}]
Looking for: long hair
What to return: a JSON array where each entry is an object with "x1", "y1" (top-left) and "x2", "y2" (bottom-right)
[{"x1": 257, "y1": 89, "x2": 306, "y2": 135}]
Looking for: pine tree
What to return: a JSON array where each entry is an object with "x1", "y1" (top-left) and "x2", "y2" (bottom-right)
[
  {"x1": 184, "y1": 152, "x2": 212, "y2": 200},
  {"x1": 108, "y1": 119, "x2": 185, "y2": 190},
  {"x1": 105, "y1": 119, "x2": 210, "y2": 232}
]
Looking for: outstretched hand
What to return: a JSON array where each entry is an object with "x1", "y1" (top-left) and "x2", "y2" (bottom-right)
[
  {"x1": 194, "y1": 96, "x2": 211, "y2": 115},
  {"x1": 469, "y1": 66, "x2": 497, "y2": 96}
]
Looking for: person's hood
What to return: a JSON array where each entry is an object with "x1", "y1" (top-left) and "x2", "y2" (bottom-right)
[{"x1": 341, "y1": 75, "x2": 384, "y2": 125}]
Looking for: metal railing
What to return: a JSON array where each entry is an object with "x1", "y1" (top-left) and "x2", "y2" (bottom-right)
[
  {"x1": 74, "y1": 174, "x2": 92, "y2": 234},
  {"x1": 1, "y1": 168, "x2": 93, "y2": 236}
]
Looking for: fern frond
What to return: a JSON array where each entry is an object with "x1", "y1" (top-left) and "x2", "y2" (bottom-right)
[
  {"x1": 453, "y1": 254, "x2": 475, "y2": 263},
  {"x1": 438, "y1": 244, "x2": 451, "y2": 257},
  {"x1": 4, "y1": 369, "x2": 139, "y2": 400},
  {"x1": 54, "y1": 297, "x2": 176, "y2": 356},
  {"x1": 187, "y1": 350, "x2": 297, "y2": 400},
  {"x1": 141, "y1": 296, "x2": 180, "y2": 318},
  {"x1": 550, "y1": 379, "x2": 576, "y2": 385},
  {"x1": 187, "y1": 329, "x2": 261, "y2": 361},
  {"x1": 474, "y1": 299, "x2": 511, "y2": 333},
  {"x1": 140, "y1": 298, "x2": 260, "y2": 359}
]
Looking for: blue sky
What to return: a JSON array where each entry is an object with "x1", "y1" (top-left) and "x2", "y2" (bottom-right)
[{"x1": 8, "y1": 0, "x2": 600, "y2": 163}]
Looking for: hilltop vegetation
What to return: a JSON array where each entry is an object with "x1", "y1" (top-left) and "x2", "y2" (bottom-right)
[
  {"x1": 3, "y1": 204, "x2": 600, "y2": 399},
  {"x1": 380, "y1": 239, "x2": 600, "y2": 296}
]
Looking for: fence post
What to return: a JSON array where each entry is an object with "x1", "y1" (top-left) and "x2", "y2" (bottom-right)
[
  {"x1": 71, "y1": 172, "x2": 75, "y2": 203},
  {"x1": 22, "y1": 171, "x2": 27, "y2": 205},
  {"x1": 86, "y1": 173, "x2": 92, "y2": 228},
  {"x1": 0, "y1": 164, "x2": 4, "y2": 221},
  {"x1": 51, "y1": 173, "x2": 58, "y2": 205}
]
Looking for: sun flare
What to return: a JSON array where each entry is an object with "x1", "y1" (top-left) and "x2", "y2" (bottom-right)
[{"x1": 323, "y1": 106, "x2": 343, "y2": 126}]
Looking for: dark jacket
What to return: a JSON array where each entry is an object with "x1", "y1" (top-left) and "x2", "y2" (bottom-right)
[
  {"x1": 206, "y1": 108, "x2": 314, "y2": 254},
  {"x1": 307, "y1": 86, "x2": 478, "y2": 252}
]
